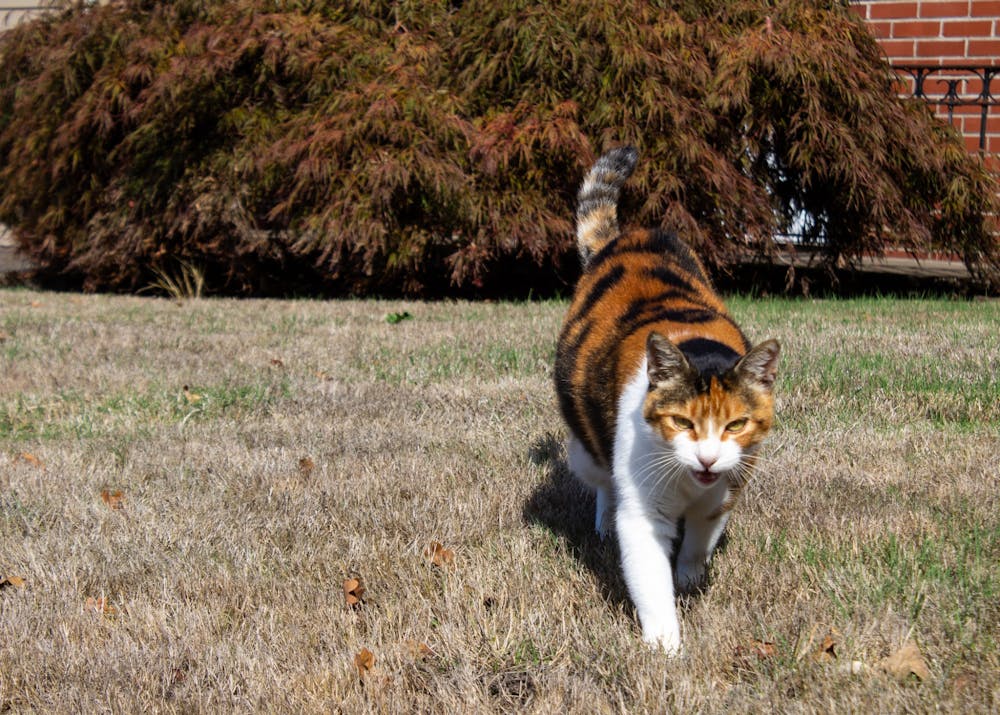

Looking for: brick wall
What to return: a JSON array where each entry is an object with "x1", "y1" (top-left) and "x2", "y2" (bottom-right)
[{"x1": 851, "y1": 1, "x2": 1000, "y2": 161}]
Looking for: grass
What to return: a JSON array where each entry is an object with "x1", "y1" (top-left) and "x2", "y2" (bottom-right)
[{"x1": 1, "y1": 289, "x2": 999, "y2": 712}]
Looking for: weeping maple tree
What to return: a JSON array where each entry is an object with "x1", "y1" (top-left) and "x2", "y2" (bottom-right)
[{"x1": 0, "y1": 0, "x2": 996, "y2": 294}]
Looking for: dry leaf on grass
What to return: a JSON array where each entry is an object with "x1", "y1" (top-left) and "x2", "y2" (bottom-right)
[
  {"x1": 404, "y1": 640, "x2": 433, "y2": 660},
  {"x1": 0, "y1": 330, "x2": 10, "y2": 342},
  {"x1": 84, "y1": 596, "x2": 117, "y2": 616},
  {"x1": 298, "y1": 457, "x2": 315, "y2": 478},
  {"x1": 797, "y1": 627, "x2": 840, "y2": 663},
  {"x1": 15, "y1": 452, "x2": 44, "y2": 468},
  {"x1": 424, "y1": 542, "x2": 454, "y2": 568},
  {"x1": 733, "y1": 640, "x2": 777, "y2": 672},
  {"x1": 270, "y1": 358, "x2": 285, "y2": 368},
  {"x1": 739, "y1": 640, "x2": 776, "y2": 658},
  {"x1": 878, "y1": 640, "x2": 930, "y2": 681},
  {"x1": 343, "y1": 577, "x2": 365, "y2": 607},
  {"x1": 0, "y1": 576, "x2": 26, "y2": 590},
  {"x1": 354, "y1": 648, "x2": 374, "y2": 676},
  {"x1": 815, "y1": 633, "x2": 838, "y2": 662},
  {"x1": 100, "y1": 489, "x2": 125, "y2": 510},
  {"x1": 181, "y1": 386, "x2": 202, "y2": 404}
]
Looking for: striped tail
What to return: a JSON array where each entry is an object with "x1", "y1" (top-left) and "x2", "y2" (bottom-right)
[{"x1": 575, "y1": 146, "x2": 638, "y2": 267}]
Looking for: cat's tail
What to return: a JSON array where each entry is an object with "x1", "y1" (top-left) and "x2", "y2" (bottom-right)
[{"x1": 575, "y1": 146, "x2": 638, "y2": 267}]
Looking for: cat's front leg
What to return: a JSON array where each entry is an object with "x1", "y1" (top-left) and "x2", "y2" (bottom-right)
[
  {"x1": 615, "y1": 504, "x2": 682, "y2": 655},
  {"x1": 675, "y1": 511, "x2": 730, "y2": 594}
]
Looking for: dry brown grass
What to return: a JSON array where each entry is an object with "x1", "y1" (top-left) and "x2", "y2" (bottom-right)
[{"x1": 1, "y1": 289, "x2": 998, "y2": 713}]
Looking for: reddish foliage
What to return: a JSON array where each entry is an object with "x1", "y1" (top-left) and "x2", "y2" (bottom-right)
[{"x1": 0, "y1": 0, "x2": 995, "y2": 295}]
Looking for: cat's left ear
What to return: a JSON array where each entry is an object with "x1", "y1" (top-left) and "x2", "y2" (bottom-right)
[{"x1": 736, "y1": 339, "x2": 780, "y2": 392}]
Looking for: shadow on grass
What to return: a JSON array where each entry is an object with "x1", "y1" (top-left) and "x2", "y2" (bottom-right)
[
  {"x1": 522, "y1": 432, "x2": 630, "y2": 612},
  {"x1": 522, "y1": 432, "x2": 727, "y2": 618}
]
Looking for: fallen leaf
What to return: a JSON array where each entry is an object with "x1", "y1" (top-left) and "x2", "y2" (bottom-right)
[
  {"x1": 270, "y1": 358, "x2": 285, "y2": 368},
  {"x1": 85, "y1": 596, "x2": 118, "y2": 616},
  {"x1": 0, "y1": 330, "x2": 9, "y2": 342},
  {"x1": 182, "y1": 385, "x2": 202, "y2": 404},
  {"x1": 15, "y1": 452, "x2": 44, "y2": 468},
  {"x1": 343, "y1": 577, "x2": 365, "y2": 607},
  {"x1": 313, "y1": 370, "x2": 331, "y2": 380},
  {"x1": 815, "y1": 633, "x2": 838, "y2": 662},
  {"x1": 796, "y1": 625, "x2": 841, "y2": 663},
  {"x1": 354, "y1": 648, "x2": 374, "y2": 676},
  {"x1": 952, "y1": 670, "x2": 977, "y2": 694},
  {"x1": 101, "y1": 489, "x2": 125, "y2": 510},
  {"x1": 878, "y1": 640, "x2": 929, "y2": 681},
  {"x1": 30, "y1": 300, "x2": 42, "y2": 308},
  {"x1": 0, "y1": 576, "x2": 26, "y2": 590},
  {"x1": 424, "y1": 541, "x2": 454, "y2": 568},
  {"x1": 298, "y1": 457, "x2": 315, "y2": 478},
  {"x1": 405, "y1": 640, "x2": 433, "y2": 660},
  {"x1": 733, "y1": 639, "x2": 777, "y2": 670}
]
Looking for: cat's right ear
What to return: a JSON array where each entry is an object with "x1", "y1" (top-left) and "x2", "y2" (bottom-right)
[
  {"x1": 646, "y1": 332, "x2": 691, "y2": 386},
  {"x1": 736, "y1": 339, "x2": 780, "y2": 392}
]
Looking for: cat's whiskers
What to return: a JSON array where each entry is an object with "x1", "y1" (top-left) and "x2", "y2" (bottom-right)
[{"x1": 633, "y1": 450, "x2": 687, "y2": 493}]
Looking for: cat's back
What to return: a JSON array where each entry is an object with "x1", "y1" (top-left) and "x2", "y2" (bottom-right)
[{"x1": 554, "y1": 161, "x2": 749, "y2": 467}]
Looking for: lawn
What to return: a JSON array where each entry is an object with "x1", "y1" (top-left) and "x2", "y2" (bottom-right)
[{"x1": 1, "y1": 289, "x2": 998, "y2": 712}]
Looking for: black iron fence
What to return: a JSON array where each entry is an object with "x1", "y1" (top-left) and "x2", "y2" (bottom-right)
[{"x1": 894, "y1": 65, "x2": 999, "y2": 155}]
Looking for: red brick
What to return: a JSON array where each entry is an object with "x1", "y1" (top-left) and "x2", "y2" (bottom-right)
[
  {"x1": 869, "y1": 20, "x2": 893, "y2": 39},
  {"x1": 970, "y1": 1, "x2": 1000, "y2": 16},
  {"x1": 961, "y1": 78, "x2": 986, "y2": 98},
  {"x1": 878, "y1": 39, "x2": 919, "y2": 59},
  {"x1": 988, "y1": 134, "x2": 1000, "y2": 154},
  {"x1": 986, "y1": 114, "x2": 1000, "y2": 132},
  {"x1": 961, "y1": 115, "x2": 987, "y2": 134},
  {"x1": 870, "y1": 2, "x2": 920, "y2": 19},
  {"x1": 891, "y1": 20, "x2": 943, "y2": 37},
  {"x1": 850, "y1": 5, "x2": 868, "y2": 19},
  {"x1": 963, "y1": 134, "x2": 984, "y2": 152},
  {"x1": 949, "y1": 104, "x2": 987, "y2": 116},
  {"x1": 915, "y1": 39, "x2": 968, "y2": 55},
  {"x1": 942, "y1": 19, "x2": 994, "y2": 35},
  {"x1": 919, "y1": 1, "x2": 974, "y2": 18},
  {"x1": 968, "y1": 39, "x2": 1000, "y2": 56},
  {"x1": 865, "y1": 20, "x2": 892, "y2": 40}
]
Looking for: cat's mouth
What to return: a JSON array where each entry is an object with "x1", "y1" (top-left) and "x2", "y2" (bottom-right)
[{"x1": 691, "y1": 469, "x2": 719, "y2": 486}]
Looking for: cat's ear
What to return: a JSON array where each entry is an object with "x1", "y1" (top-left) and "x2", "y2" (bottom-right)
[
  {"x1": 646, "y1": 332, "x2": 692, "y2": 386},
  {"x1": 736, "y1": 339, "x2": 780, "y2": 392}
]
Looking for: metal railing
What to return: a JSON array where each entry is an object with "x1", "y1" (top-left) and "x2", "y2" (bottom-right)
[{"x1": 894, "y1": 65, "x2": 999, "y2": 154}]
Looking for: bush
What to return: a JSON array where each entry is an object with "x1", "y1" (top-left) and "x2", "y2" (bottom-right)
[{"x1": 0, "y1": 0, "x2": 997, "y2": 295}]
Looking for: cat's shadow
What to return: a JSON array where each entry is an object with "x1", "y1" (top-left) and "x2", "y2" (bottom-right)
[
  {"x1": 522, "y1": 432, "x2": 630, "y2": 610},
  {"x1": 522, "y1": 433, "x2": 724, "y2": 617}
]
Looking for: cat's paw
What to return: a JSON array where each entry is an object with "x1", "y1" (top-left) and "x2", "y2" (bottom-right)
[
  {"x1": 675, "y1": 561, "x2": 706, "y2": 595},
  {"x1": 642, "y1": 625, "x2": 683, "y2": 657}
]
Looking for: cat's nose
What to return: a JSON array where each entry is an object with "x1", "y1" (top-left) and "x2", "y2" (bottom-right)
[{"x1": 698, "y1": 455, "x2": 717, "y2": 470}]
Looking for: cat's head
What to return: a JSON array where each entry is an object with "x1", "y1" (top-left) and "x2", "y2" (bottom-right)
[{"x1": 642, "y1": 332, "x2": 780, "y2": 488}]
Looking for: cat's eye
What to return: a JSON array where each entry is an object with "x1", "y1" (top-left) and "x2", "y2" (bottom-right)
[
  {"x1": 726, "y1": 418, "x2": 749, "y2": 433},
  {"x1": 671, "y1": 416, "x2": 694, "y2": 431}
]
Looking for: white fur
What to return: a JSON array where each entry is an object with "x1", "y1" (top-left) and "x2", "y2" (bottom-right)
[{"x1": 608, "y1": 359, "x2": 736, "y2": 655}]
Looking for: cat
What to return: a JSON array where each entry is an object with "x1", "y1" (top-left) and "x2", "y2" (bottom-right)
[{"x1": 554, "y1": 146, "x2": 780, "y2": 655}]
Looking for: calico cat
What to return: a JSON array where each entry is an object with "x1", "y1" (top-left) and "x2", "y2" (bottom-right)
[{"x1": 554, "y1": 146, "x2": 780, "y2": 655}]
